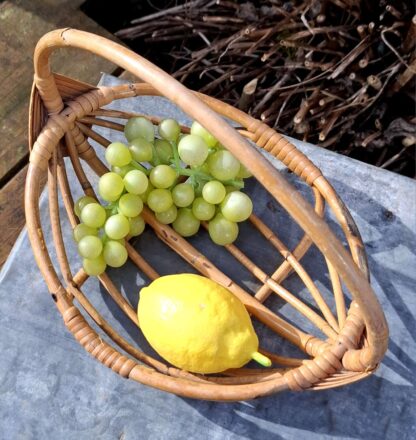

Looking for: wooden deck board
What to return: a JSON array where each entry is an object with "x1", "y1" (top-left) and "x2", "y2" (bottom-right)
[
  {"x1": 0, "y1": 0, "x2": 120, "y2": 266},
  {"x1": 0, "y1": 165, "x2": 47, "y2": 267}
]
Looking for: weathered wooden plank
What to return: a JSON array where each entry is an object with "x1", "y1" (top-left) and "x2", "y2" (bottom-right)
[
  {"x1": 0, "y1": 39, "x2": 33, "y2": 184},
  {"x1": 0, "y1": 0, "x2": 122, "y2": 266},
  {"x1": 0, "y1": 164, "x2": 47, "y2": 267},
  {"x1": 0, "y1": 0, "x2": 118, "y2": 185}
]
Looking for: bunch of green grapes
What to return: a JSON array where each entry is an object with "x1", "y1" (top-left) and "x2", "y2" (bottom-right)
[
  {"x1": 73, "y1": 116, "x2": 253, "y2": 275},
  {"x1": 72, "y1": 191, "x2": 145, "y2": 276}
]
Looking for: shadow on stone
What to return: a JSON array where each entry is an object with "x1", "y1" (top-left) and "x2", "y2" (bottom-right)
[{"x1": 95, "y1": 170, "x2": 415, "y2": 440}]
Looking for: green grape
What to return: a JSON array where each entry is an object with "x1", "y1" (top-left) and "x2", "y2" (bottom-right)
[
  {"x1": 83, "y1": 255, "x2": 106, "y2": 276},
  {"x1": 103, "y1": 240, "x2": 128, "y2": 268},
  {"x1": 104, "y1": 214, "x2": 130, "y2": 240},
  {"x1": 207, "y1": 150, "x2": 240, "y2": 181},
  {"x1": 140, "y1": 182, "x2": 154, "y2": 204},
  {"x1": 123, "y1": 170, "x2": 148, "y2": 195},
  {"x1": 73, "y1": 224, "x2": 98, "y2": 242},
  {"x1": 129, "y1": 137, "x2": 153, "y2": 162},
  {"x1": 190, "y1": 121, "x2": 218, "y2": 147},
  {"x1": 80, "y1": 203, "x2": 106, "y2": 228},
  {"x1": 192, "y1": 197, "x2": 215, "y2": 221},
  {"x1": 129, "y1": 215, "x2": 145, "y2": 236},
  {"x1": 74, "y1": 196, "x2": 96, "y2": 217},
  {"x1": 155, "y1": 204, "x2": 178, "y2": 224},
  {"x1": 147, "y1": 189, "x2": 173, "y2": 213},
  {"x1": 220, "y1": 191, "x2": 253, "y2": 222},
  {"x1": 178, "y1": 134, "x2": 209, "y2": 166},
  {"x1": 77, "y1": 235, "x2": 103, "y2": 259},
  {"x1": 150, "y1": 164, "x2": 177, "y2": 189},
  {"x1": 105, "y1": 142, "x2": 132, "y2": 167},
  {"x1": 208, "y1": 213, "x2": 239, "y2": 245},
  {"x1": 237, "y1": 163, "x2": 252, "y2": 178},
  {"x1": 159, "y1": 118, "x2": 180, "y2": 142},
  {"x1": 124, "y1": 116, "x2": 154, "y2": 142},
  {"x1": 153, "y1": 139, "x2": 173, "y2": 165},
  {"x1": 111, "y1": 164, "x2": 135, "y2": 177},
  {"x1": 98, "y1": 172, "x2": 124, "y2": 202},
  {"x1": 172, "y1": 208, "x2": 200, "y2": 237},
  {"x1": 202, "y1": 180, "x2": 226, "y2": 204},
  {"x1": 118, "y1": 193, "x2": 143, "y2": 217},
  {"x1": 172, "y1": 183, "x2": 195, "y2": 207}
]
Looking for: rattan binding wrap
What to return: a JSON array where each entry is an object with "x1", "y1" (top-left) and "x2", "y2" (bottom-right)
[{"x1": 25, "y1": 29, "x2": 388, "y2": 401}]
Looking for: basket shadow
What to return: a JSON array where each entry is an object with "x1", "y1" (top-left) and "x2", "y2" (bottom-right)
[
  {"x1": 181, "y1": 370, "x2": 414, "y2": 439},
  {"x1": 97, "y1": 173, "x2": 336, "y2": 362},
  {"x1": 93, "y1": 165, "x2": 415, "y2": 439},
  {"x1": 178, "y1": 178, "x2": 416, "y2": 438}
]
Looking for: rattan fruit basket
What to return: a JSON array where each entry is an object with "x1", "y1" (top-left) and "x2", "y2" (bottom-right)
[{"x1": 25, "y1": 29, "x2": 388, "y2": 401}]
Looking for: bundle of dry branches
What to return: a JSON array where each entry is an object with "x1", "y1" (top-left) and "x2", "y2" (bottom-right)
[{"x1": 117, "y1": 0, "x2": 416, "y2": 176}]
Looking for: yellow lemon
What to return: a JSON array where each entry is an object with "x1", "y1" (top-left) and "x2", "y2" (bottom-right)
[{"x1": 138, "y1": 273, "x2": 271, "y2": 374}]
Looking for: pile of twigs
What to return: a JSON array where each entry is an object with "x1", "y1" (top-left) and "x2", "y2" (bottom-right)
[{"x1": 117, "y1": 0, "x2": 416, "y2": 176}]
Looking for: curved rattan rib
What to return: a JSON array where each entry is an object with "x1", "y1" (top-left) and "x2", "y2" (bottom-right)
[
  {"x1": 248, "y1": 214, "x2": 339, "y2": 331},
  {"x1": 326, "y1": 257, "x2": 347, "y2": 328},
  {"x1": 200, "y1": 222, "x2": 338, "y2": 339},
  {"x1": 78, "y1": 116, "x2": 125, "y2": 132},
  {"x1": 56, "y1": 150, "x2": 77, "y2": 227},
  {"x1": 48, "y1": 147, "x2": 73, "y2": 286},
  {"x1": 90, "y1": 108, "x2": 192, "y2": 134},
  {"x1": 76, "y1": 121, "x2": 111, "y2": 147},
  {"x1": 24, "y1": 28, "x2": 388, "y2": 400},
  {"x1": 253, "y1": 186, "x2": 325, "y2": 302}
]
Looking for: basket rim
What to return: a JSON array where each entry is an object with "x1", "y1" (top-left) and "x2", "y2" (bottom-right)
[{"x1": 24, "y1": 28, "x2": 388, "y2": 401}]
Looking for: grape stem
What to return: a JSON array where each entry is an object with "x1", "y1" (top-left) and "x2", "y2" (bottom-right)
[
  {"x1": 171, "y1": 139, "x2": 245, "y2": 190},
  {"x1": 171, "y1": 140, "x2": 181, "y2": 170},
  {"x1": 251, "y1": 351, "x2": 272, "y2": 367},
  {"x1": 177, "y1": 168, "x2": 212, "y2": 180},
  {"x1": 170, "y1": 164, "x2": 244, "y2": 189},
  {"x1": 223, "y1": 179, "x2": 244, "y2": 189},
  {"x1": 105, "y1": 202, "x2": 119, "y2": 216},
  {"x1": 170, "y1": 140, "x2": 213, "y2": 187},
  {"x1": 131, "y1": 160, "x2": 150, "y2": 175}
]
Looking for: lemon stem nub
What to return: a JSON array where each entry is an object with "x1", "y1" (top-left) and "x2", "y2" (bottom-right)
[{"x1": 251, "y1": 351, "x2": 272, "y2": 367}]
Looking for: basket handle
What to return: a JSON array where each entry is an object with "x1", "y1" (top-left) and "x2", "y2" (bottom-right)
[{"x1": 31, "y1": 28, "x2": 388, "y2": 368}]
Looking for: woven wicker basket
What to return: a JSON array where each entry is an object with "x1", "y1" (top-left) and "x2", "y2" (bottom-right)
[{"x1": 25, "y1": 29, "x2": 388, "y2": 401}]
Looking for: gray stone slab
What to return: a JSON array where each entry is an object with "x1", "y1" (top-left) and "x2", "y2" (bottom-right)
[{"x1": 0, "y1": 74, "x2": 415, "y2": 440}]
